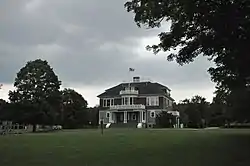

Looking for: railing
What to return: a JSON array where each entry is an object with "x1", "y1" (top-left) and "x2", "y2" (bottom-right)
[
  {"x1": 119, "y1": 89, "x2": 139, "y2": 95},
  {"x1": 167, "y1": 111, "x2": 180, "y2": 116},
  {"x1": 110, "y1": 104, "x2": 145, "y2": 110}
]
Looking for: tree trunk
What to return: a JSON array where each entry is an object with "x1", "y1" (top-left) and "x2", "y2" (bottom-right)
[{"x1": 32, "y1": 124, "x2": 37, "y2": 132}]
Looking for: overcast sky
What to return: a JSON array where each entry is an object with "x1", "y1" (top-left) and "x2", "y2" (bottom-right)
[{"x1": 0, "y1": 0, "x2": 216, "y2": 106}]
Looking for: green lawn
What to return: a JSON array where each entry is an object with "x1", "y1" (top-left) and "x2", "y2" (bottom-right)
[{"x1": 0, "y1": 129, "x2": 250, "y2": 166}]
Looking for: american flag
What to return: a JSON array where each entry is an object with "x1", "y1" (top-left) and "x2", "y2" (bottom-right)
[{"x1": 129, "y1": 68, "x2": 135, "y2": 72}]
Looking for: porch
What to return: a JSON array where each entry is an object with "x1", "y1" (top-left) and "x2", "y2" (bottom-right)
[{"x1": 107, "y1": 111, "x2": 146, "y2": 124}]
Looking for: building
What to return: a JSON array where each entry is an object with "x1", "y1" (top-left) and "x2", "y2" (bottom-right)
[{"x1": 97, "y1": 77, "x2": 180, "y2": 128}]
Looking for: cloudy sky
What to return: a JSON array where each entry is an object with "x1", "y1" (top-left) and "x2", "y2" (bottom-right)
[{"x1": 0, "y1": 0, "x2": 216, "y2": 106}]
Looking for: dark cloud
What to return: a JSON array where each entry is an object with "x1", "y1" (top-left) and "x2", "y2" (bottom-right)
[{"x1": 0, "y1": 0, "x2": 215, "y2": 94}]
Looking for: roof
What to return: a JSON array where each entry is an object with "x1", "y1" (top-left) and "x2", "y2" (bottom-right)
[{"x1": 97, "y1": 81, "x2": 174, "y2": 101}]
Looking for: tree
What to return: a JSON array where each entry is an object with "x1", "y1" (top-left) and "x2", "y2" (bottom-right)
[
  {"x1": 9, "y1": 59, "x2": 61, "y2": 132},
  {"x1": 125, "y1": 0, "x2": 250, "y2": 120},
  {"x1": 86, "y1": 106, "x2": 99, "y2": 127},
  {"x1": 0, "y1": 99, "x2": 7, "y2": 120},
  {"x1": 175, "y1": 96, "x2": 210, "y2": 128},
  {"x1": 61, "y1": 88, "x2": 88, "y2": 129}
]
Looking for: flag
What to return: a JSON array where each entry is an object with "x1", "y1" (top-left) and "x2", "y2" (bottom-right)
[{"x1": 129, "y1": 68, "x2": 135, "y2": 72}]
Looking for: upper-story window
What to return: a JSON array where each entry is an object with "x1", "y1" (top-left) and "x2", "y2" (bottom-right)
[
  {"x1": 125, "y1": 86, "x2": 135, "y2": 91},
  {"x1": 122, "y1": 97, "x2": 134, "y2": 105},
  {"x1": 103, "y1": 98, "x2": 114, "y2": 107},
  {"x1": 146, "y1": 96, "x2": 159, "y2": 106}
]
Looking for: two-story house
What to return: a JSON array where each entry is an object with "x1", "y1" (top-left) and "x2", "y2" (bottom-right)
[{"x1": 97, "y1": 77, "x2": 179, "y2": 128}]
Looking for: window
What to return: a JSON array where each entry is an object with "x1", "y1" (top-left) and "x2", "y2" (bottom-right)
[
  {"x1": 122, "y1": 97, "x2": 134, "y2": 105},
  {"x1": 132, "y1": 113, "x2": 137, "y2": 120},
  {"x1": 103, "y1": 98, "x2": 114, "y2": 107},
  {"x1": 103, "y1": 99, "x2": 107, "y2": 107},
  {"x1": 106, "y1": 112, "x2": 110, "y2": 118},
  {"x1": 130, "y1": 97, "x2": 134, "y2": 105},
  {"x1": 146, "y1": 97, "x2": 159, "y2": 106},
  {"x1": 150, "y1": 111, "x2": 156, "y2": 118}
]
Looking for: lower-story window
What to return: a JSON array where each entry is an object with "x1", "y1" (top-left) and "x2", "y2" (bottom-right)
[
  {"x1": 132, "y1": 113, "x2": 137, "y2": 120},
  {"x1": 106, "y1": 112, "x2": 110, "y2": 118},
  {"x1": 150, "y1": 111, "x2": 156, "y2": 118}
]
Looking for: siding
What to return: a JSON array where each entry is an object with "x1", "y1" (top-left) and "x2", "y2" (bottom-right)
[
  {"x1": 114, "y1": 98, "x2": 121, "y2": 105},
  {"x1": 162, "y1": 97, "x2": 167, "y2": 109},
  {"x1": 134, "y1": 97, "x2": 146, "y2": 105},
  {"x1": 147, "y1": 110, "x2": 162, "y2": 124}
]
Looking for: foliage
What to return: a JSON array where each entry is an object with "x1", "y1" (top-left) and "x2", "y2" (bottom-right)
[
  {"x1": 86, "y1": 106, "x2": 99, "y2": 127},
  {"x1": 155, "y1": 111, "x2": 175, "y2": 128},
  {"x1": 125, "y1": 0, "x2": 250, "y2": 121},
  {"x1": 61, "y1": 88, "x2": 88, "y2": 129},
  {"x1": 9, "y1": 59, "x2": 62, "y2": 131},
  {"x1": 0, "y1": 99, "x2": 7, "y2": 121},
  {"x1": 175, "y1": 95, "x2": 210, "y2": 128}
]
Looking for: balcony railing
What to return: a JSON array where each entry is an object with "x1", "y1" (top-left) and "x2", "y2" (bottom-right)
[
  {"x1": 119, "y1": 89, "x2": 139, "y2": 95},
  {"x1": 167, "y1": 111, "x2": 180, "y2": 116},
  {"x1": 110, "y1": 104, "x2": 145, "y2": 110}
]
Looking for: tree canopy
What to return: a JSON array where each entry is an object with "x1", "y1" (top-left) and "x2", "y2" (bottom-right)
[
  {"x1": 125, "y1": 0, "x2": 250, "y2": 121},
  {"x1": 61, "y1": 88, "x2": 88, "y2": 129},
  {"x1": 9, "y1": 59, "x2": 62, "y2": 131}
]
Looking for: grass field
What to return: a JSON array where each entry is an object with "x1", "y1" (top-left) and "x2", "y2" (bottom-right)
[{"x1": 0, "y1": 129, "x2": 250, "y2": 166}]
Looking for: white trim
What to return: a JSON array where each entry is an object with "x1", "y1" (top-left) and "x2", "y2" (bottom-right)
[
  {"x1": 150, "y1": 111, "x2": 156, "y2": 118},
  {"x1": 124, "y1": 111, "x2": 127, "y2": 123},
  {"x1": 106, "y1": 112, "x2": 110, "y2": 118},
  {"x1": 102, "y1": 98, "x2": 114, "y2": 107},
  {"x1": 146, "y1": 96, "x2": 159, "y2": 106}
]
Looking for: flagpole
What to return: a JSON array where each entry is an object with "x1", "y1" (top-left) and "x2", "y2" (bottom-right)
[{"x1": 128, "y1": 68, "x2": 135, "y2": 88}]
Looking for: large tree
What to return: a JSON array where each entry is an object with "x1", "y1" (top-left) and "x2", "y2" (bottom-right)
[
  {"x1": 125, "y1": 0, "x2": 250, "y2": 121},
  {"x1": 175, "y1": 96, "x2": 210, "y2": 128},
  {"x1": 61, "y1": 88, "x2": 88, "y2": 129},
  {"x1": 9, "y1": 59, "x2": 62, "y2": 132}
]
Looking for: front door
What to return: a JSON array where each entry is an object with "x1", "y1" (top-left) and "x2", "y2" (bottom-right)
[{"x1": 116, "y1": 113, "x2": 124, "y2": 123}]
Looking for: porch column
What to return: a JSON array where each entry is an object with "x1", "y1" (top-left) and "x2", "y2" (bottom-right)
[
  {"x1": 175, "y1": 116, "x2": 179, "y2": 128},
  {"x1": 177, "y1": 117, "x2": 180, "y2": 128},
  {"x1": 140, "y1": 111, "x2": 143, "y2": 123},
  {"x1": 124, "y1": 111, "x2": 127, "y2": 123}
]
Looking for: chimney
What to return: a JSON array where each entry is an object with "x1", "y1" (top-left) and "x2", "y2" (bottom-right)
[{"x1": 133, "y1": 76, "x2": 140, "y2": 82}]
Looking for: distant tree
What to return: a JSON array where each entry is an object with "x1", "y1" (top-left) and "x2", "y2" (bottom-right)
[
  {"x1": 61, "y1": 88, "x2": 88, "y2": 129},
  {"x1": 9, "y1": 59, "x2": 61, "y2": 132},
  {"x1": 125, "y1": 0, "x2": 250, "y2": 121},
  {"x1": 86, "y1": 106, "x2": 99, "y2": 127},
  {"x1": 175, "y1": 96, "x2": 210, "y2": 128},
  {"x1": 0, "y1": 99, "x2": 7, "y2": 121}
]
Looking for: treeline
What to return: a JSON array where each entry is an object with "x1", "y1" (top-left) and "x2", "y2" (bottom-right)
[
  {"x1": 0, "y1": 59, "x2": 99, "y2": 132},
  {"x1": 157, "y1": 95, "x2": 250, "y2": 129}
]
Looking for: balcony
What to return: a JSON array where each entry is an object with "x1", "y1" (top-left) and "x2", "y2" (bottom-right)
[
  {"x1": 119, "y1": 89, "x2": 139, "y2": 95},
  {"x1": 110, "y1": 104, "x2": 145, "y2": 110}
]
